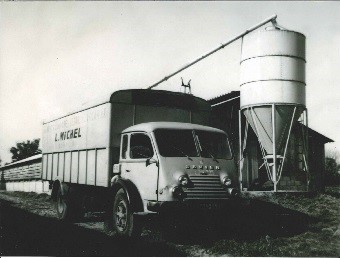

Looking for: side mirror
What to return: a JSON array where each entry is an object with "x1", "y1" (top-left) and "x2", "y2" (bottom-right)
[{"x1": 146, "y1": 157, "x2": 158, "y2": 167}]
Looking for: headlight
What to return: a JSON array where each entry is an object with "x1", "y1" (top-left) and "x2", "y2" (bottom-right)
[
  {"x1": 178, "y1": 175, "x2": 189, "y2": 186},
  {"x1": 227, "y1": 188, "x2": 239, "y2": 197},
  {"x1": 172, "y1": 186, "x2": 186, "y2": 199},
  {"x1": 222, "y1": 176, "x2": 232, "y2": 186}
]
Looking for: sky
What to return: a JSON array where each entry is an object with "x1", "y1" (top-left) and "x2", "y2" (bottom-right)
[{"x1": 0, "y1": 1, "x2": 339, "y2": 164}]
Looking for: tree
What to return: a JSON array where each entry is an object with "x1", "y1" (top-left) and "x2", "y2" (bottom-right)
[
  {"x1": 10, "y1": 138, "x2": 42, "y2": 162},
  {"x1": 325, "y1": 149, "x2": 340, "y2": 186},
  {"x1": 325, "y1": 148, "x2": 340, "y2": 163}
]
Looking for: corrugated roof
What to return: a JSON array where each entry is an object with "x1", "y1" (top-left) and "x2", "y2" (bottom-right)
[
  {"x1": 208, "y1": 91, "x2": 240, "y2": 105},
  {"x1": 1, "y1": 154, "x2": 42, "y2": 169}
]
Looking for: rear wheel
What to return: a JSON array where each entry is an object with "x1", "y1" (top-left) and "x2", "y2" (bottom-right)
[
  {"x1": 55, "y1": 186, "x2": 72, "y2": 220},
  {"x1": 55, "y1": 185, "x2": 83, "y2": 221}
]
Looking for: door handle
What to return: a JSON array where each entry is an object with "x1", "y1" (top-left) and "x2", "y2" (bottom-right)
[{"x1": 125, "y1": 169, "x2": 130, "y2": 172}]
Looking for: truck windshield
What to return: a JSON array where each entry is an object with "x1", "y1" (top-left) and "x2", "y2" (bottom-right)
[
  {"x1": 154, "y1": 129, "x2": 232, "y2": 159},
  {"x1": 195, "y1": 130, "x2": 232, "y2": 159},
  {"x1": 154, "y1": 129, "x2": 199, "y2": 158}
]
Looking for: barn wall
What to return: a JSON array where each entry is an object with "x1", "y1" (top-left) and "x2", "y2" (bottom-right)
[
  {"x1": 308, "y1": 140, "x2": 326, "y2": 192},
  {"x1": 0, "y1": 156, "x2": 51, "y2": 194},
  {"x1": 2, "y1": 161, "x2": 42, "y2": 181},
  {"x1": 5, "y1": 180, "x2": 50, "y2": 195}
]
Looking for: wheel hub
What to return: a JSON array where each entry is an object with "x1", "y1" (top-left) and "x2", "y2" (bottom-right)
[
  {"x1": 115, "y1": 200, "x2": 127, "y2": 232},
  {"x1": 57, "y1": 196, "x2": 65, "y2": 214}
]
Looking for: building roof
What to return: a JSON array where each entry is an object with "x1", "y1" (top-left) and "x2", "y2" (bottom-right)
[
  {"x1": 208, "y1": 91, "x2": 240, "y2": 106},
  {"x1": 1, "y1": 154, "x2": 42, "y2": 170},
  {"x1": 304, "y1": 125, "x2": 334, "y2": 144},
  {"x1": 122, "y1": 122, "x2": 226, "y2": 134}
]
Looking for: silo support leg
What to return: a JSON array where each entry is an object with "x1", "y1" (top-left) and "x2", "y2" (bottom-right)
[{"x1": 272, "y1": 104, "x2": 277, "y2": 192}]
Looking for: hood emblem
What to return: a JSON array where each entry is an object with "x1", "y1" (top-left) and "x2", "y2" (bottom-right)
[{"x1": 200, "y1": 171, "x2": 208, "y2": 175}]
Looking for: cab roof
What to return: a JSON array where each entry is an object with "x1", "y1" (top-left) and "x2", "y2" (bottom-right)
[{"x1": 122, "y1": 122, "x2": 226, "y2": 134}]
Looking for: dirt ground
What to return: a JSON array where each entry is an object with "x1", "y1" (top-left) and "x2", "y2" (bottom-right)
[{"x1": 0, "y1": 187, "x2": 339, "y2": 256}]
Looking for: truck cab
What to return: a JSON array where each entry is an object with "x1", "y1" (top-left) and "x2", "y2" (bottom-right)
[{"x1": 108, "y1": 122, "x2": 238, "y2": 235}]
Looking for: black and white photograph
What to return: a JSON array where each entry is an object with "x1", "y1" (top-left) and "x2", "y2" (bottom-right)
[{"x1": 0, "y1": 1, "x2": 339, "y2": 257}]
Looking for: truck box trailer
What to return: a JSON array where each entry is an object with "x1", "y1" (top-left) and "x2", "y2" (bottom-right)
[{"x1": 42, "y1": 89, "x2": 238, "y2": 236}]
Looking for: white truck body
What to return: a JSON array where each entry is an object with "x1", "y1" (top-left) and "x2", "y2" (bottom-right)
[{"x1": 42, "y1": 89, "x2": 238, "y2": 236}]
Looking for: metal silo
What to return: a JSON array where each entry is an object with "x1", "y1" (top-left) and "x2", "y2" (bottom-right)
[{"x1": 239, "y1": 26, "x2": 309, "y2": 192}]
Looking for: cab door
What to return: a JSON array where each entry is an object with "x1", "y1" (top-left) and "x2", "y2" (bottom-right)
[{"x1": 120, "y1": 133, "x2": 158, "y2": 201}]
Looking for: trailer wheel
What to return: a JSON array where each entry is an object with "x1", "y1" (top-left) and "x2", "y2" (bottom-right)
[
  {"x1": 55, "y1": 186, "x2": 80, "y2": 221},
  {"x1": 105, "y1": 188, "x2": 141, "y2": 237},
  {"x1": 56, "y1": 187, "x2": 70, "y2": 220}
]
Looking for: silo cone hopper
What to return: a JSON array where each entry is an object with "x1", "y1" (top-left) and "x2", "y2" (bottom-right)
[
  {"x1": 243, "y1": 105, "x2": 303, "y2": 157},
  {"x1": 239, "y1": 25, "x2": 309, "y2": 191},
  {"x1": 242, "y1": 105, "x2": 304, "y2": 182}
]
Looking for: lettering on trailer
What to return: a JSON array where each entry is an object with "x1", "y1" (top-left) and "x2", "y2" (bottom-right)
[{"x1": 55, "y1": 128, "x2": 82, "y2": 142}]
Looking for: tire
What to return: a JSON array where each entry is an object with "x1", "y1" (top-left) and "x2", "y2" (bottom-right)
[
  {"x1": 55, "y1": 186, "x2": 71, "y2": 220},
  {"x1": 55, "y1": 185, "x2": 82, "y2": 221},
  {"x1": 104, "y1": 188, "x2": 142, "y2": 237}
]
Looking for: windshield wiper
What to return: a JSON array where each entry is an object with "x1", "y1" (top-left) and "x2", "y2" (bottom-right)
[
  {"x1": 202, "y1": 144, "x2": 219, "y2": 162},
  {"x1": 195, "y1": 134, "x2": 219, "y2": 163},
  {"x1": 170, "y1": 145, "x2": 193, "y2": 160}
]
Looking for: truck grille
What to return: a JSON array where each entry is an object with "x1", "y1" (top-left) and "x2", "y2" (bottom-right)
[{"x1": 184, "y1": 175, "x2": 228, "y2": 200}]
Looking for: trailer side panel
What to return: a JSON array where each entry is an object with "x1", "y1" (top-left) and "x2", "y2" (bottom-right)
[{"x1": 42, "y1": 103, "x2": 111, "y2": 187}]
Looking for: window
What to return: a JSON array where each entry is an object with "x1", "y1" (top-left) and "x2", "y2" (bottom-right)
[
  {"x1": 154, "y1": 129, "x2": 199, "y2": 157},
  {"x1": 154, "y1": 129, "x2": 232, "y2": 159},
  {"x1": 195, "y1": 130, "x2": 232, "y2": 159},
  {"x1": 130, "y1": 133, "x2": 154, "y2": 159},
  {"x1": 121, "y1": 135, "x2": 128, "y2": 159}
]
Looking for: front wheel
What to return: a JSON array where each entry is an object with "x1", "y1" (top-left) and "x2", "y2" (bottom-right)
[{"x1": 105, "y1": 188, "x2": 141, "y2": 237}]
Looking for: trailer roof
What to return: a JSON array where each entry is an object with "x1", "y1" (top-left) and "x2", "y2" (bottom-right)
[
  {"x1": 110, "y1": 89, "x2": 210, "y2": 111},
  {"x1": 43, "y1": 89, "x2": 210, "y2": 124}
]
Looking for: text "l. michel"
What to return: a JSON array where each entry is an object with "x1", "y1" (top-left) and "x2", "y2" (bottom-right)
[{"x1": 55, "y1": 128, "x2": 82, "y2": 142}]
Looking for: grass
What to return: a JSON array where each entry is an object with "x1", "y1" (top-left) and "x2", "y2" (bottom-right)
[{"x1": 209, "y1": 186, "x2": 340, "y2": 256}]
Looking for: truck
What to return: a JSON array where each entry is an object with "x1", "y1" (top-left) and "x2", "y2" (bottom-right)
[{"x1": 42, "y1": 89, "x2": 238, "y2": 237}]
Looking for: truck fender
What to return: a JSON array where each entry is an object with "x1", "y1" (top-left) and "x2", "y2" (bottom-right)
[{"x1": 110, "y1": 178, "x2": 144, "y2": 213}]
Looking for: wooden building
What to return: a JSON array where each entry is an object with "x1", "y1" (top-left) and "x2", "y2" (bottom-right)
[{"x1": 0, "y1": 154, "x2": 50, "y2": 194}]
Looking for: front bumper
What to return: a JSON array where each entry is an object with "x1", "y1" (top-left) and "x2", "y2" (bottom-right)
[{"x1": 147, "y1": 197, "x2": 239, "y2": 212}]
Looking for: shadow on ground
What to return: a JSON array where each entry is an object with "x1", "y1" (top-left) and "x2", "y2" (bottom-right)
[
  {"x1": 151, "y1": 198, "x2": 317, "y2": 245},
  {"x1": 0, "y1": 199, "x2": 184, "y2": 256},
  {"x1": 0, "y1": 196, "x2": 317, "y2": 255}
]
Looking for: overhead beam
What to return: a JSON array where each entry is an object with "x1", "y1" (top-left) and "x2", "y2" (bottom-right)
[{"x1": 147, "y1": 14, "x2": 277, "y2": 90}]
